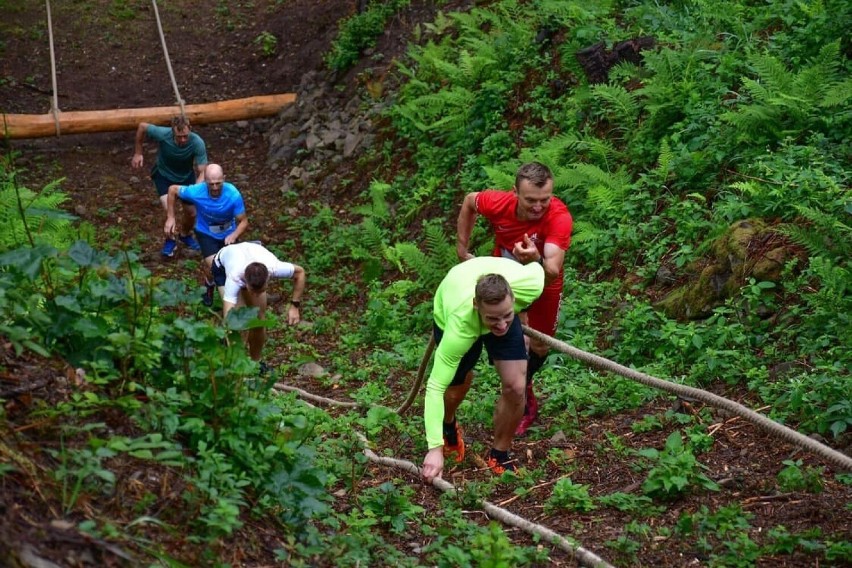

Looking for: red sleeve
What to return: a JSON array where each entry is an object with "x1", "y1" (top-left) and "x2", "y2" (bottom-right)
[
  {"x1": 544, "y1": 200, "x2": 573, "y2": 250},
  {"x1": 473, "y1": 190, "x2": 503, "y2": 218}
]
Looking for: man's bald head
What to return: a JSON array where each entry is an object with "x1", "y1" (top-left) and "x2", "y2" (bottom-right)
[
  {"x1": 206, "y1": 164, "x2": 225, "y2": 198},
  {"x1": 206, "y1": 163, "x2": 223, "y2": 179}
]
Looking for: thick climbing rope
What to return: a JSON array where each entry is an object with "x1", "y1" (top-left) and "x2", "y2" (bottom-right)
[
  {"x1": 355, "y1": 433, "x2": 614, "y2": 568},
  {"x1": 45, "y1": 0, "x2": 61, "y2": 136},
  {"x1": 150, "y1": 0, "x2": 186, "y2": 117},
  {"x1": 396, "y1": 335, "x2": 434, "y2": 414},
  {"x1": 285, "y1": 325, "x2": 850, "y2": 471},
  {"x1": 342, "y1": 325, "x2": 852, "y2": 471},
  {"x1": 273, "y1": 384, "x2": 616, "y2": 565},
  {"x1": 521, "y1": 325, "x2": 852, "y2": 472}
]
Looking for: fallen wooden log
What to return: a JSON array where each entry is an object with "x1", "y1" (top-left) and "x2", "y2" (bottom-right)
[{"x1": 1, "y1": 93, "x2": 297, "y2": 139}]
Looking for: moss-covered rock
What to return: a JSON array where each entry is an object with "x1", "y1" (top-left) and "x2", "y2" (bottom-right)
[{"x1": 655, "y1": 219, "x2": 793, "y2": 320}]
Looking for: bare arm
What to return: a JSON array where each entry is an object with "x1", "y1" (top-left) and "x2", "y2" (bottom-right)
[
  {"x1": 164, "y1": 185, "x2": 181, "y2": 236},
  {"x1": 222, "y1": 300, "x2": 236, "y2": 322},
  {"x1": 456, "y1": 192, "x2": 479, "y2": 261},
  {"x1": 541, "y1": 242, "x2": 566, "y2": 285},
  {"x1": 224, "y1": 213, "x2": 249, "y2": 245},
  {"x1": 286, "y1": 264, "x2": 306, "y2": 325},
  {"x1": 131, "y1": 122, "x2": 150, "y2": 169},
  {"x1": 194, "y1": 163, "x2": 206, "y2": 183},
  {"x1": 512, "y1": 236, "x2": 565, "y2": 285}
]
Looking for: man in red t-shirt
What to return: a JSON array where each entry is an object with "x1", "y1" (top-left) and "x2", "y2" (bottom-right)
[{"x1": 456, "y1": 162, "x2": 573, "y2": 435}]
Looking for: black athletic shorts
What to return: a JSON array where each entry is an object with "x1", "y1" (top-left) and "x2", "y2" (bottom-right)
[
  {"x1": 152, "y1": 169, "x2": 195, "y2": 199},
  {"x1": 197, "y1": 231, "x2": 226, "y2": 259},
  {"x1": 433, "y1": 315, "x2": 527, "y2": 387}
]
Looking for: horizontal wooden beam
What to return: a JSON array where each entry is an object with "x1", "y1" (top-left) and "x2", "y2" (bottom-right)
[{"x1": 1, "y1": 93, "x2": 297, "y2": 139}]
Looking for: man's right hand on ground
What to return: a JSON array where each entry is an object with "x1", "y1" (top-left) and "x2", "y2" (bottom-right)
[
  {"x1": 421, "y1": 446, "x2": 444, "y2": 482},
  {"x1": 131, "y1": 153, "x2": 144, "y2": 169}
]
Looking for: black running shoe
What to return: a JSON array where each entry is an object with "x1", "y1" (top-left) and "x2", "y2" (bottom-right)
[{"x1": 202, "y1": 284, "x2": 215, "y2": 307}]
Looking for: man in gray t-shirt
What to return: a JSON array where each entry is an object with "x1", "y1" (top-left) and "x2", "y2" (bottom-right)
[{"x1": 131, "y1": 115, "x2": 208, "y2": 258}]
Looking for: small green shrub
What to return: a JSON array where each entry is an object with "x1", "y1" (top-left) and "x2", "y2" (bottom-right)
[
  {"x1": 777, "y1": 459, "x2": 825, "y2": 493},
  {"x1": 545, "y1": 477, "x2": 596, "y2": 512},
  {"x1": 253, "y1": 31, "x2": 278, "y2": 57},
  {"x1": 638, "y1": 432, "x2": 720, "y2": 499},
  {"x1": 325, "y1": 0, "x2": 410, "y2": 72}
]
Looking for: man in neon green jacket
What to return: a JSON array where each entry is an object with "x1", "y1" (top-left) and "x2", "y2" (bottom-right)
[{"x1": 421, "y1": 257, "x2": 544, "y2": 482}]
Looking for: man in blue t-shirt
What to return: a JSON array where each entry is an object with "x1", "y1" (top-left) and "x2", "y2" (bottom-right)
[
  {"x1": 165, "y1": 163, "x2": 249, "y2": 306},
  {"x1": 132, "y1": 115, "x2": 208, "y2": 258}
]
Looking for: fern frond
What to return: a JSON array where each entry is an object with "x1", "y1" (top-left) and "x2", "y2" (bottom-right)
[
  {"x1": 457, "y1": 49, "x2": 498, "y2": 85},
  {"x1": 422, "y1": 220, "x2": 457, "y2": 276},
  {"x1": 384, "y1": 241, "x2": 425, "y2": 273},
  {"x1": 577, "y1": 134, "x2": 621, "y2": 166},
  {"x1": 776, "y1": 202, "x2": 850, "y2": 260},
  {"x1": 586, "y1": 184, "x2": 621, "y2": 211},
  {"x1": 349, "y1": 218, "x2": 388, "y2": 262},
  {"x1": 482, "y1": 166, "x2": 516, "y2": 189},
  {"x1": 571, "y1": 163, "x2": 630, "y2": 191},
  {"x1": 384, "y1": 224, "x2": 454, "y2": 290},
  {"x1": 569, "y1": 220, "x2": 602, "y2": 244},
  {"x1": 0, "y1": 181, "x2": 77, "y2": 252},
  {"x1": 820, "y1": 77, "x2": 852, "y2": 107},
  {"x1": 750, "y1": 54, "x2": 793, "y2": 94},
  {"x1": 591, "y1": 84, "x2": 640, "y2": 123},
  {"x1": 535, "y1": 0, "x2": 603, "y2": 24},
  {"x1": 518, "y1": 132, "x2": 582, "y2": 165},
  {"x1": 651, "y1": 138, "x2": 674, "y2": 181}
]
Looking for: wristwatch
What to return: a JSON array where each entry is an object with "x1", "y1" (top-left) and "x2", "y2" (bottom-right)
[{"x1": 290, "y1": 300, "x2": 301, "y2": 308}]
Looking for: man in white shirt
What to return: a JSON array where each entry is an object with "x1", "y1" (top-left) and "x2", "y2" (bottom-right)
[{"x1": 212, "y1": 242, "x2": 306, "y2": 362}]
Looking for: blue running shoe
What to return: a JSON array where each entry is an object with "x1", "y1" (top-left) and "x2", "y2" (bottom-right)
[
  {"x1": 180, "y1": 234, "x2": 201, "y2": 251},
  {"x1": 161, "y1": 238, "x2": 177, "y2": 257}
]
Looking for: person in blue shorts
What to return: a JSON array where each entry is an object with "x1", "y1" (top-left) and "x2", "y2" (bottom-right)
[
  {"x1": 132, "y1": 115, "x2": 207, "y2": 257},
  {"x1": 165, "y1": 163, "x2": 249, "y2": 306}
]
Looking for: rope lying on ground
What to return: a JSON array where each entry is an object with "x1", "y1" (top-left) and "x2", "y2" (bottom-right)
[
  {"x1": 355, "y1": 432, "x2": 615, "y2": 568},
  {"x1": 396, "y1": 335, "x2": 434, "y2": 414},
  {"x1": 270, "y1": 384, "x2": 614, "y2": 565},
  {"x1": 278, "y1": 323, "x2": 851, "y2": 471},
  {"x1": 522, "y1": 325, "x2": 852, "y2": 472}
]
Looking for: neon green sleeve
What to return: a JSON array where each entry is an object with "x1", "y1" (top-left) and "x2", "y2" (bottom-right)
[
  {"x1": 422, "y1": 258, "x2": 545, "y2": 449},
  {"x1": 423, "y1": 315, "x2": 477, "y2": 449}
]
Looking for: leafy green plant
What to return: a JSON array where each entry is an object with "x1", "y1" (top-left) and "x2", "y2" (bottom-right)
[
  {"x1": 545, "y1": 477, "x2": 596, "y2": 512},
  {"x1": 638, "y1": 432, "x2": 720, "y2": 499},
  {"x1": 325, "y1": 0, "x2": 411, "y2": 72},
  {"x1": 777, "y1": 459, "x2": 825, "y2": 493},
  {"x1": 631, "y1": 413, "x2": 665, "y2": 433},
  {"x1": 253, "y1": 31, "x2": 278, "y2": 57},
  {"x1": 52, "y1": 431, "x2": 117, "y2": 514},
  {"x1": 357, "y1": 481, "x2": 424, "y2": 534},
  {"x1": 597, "y1": 492, "x2": 663, "y2": 517}
]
